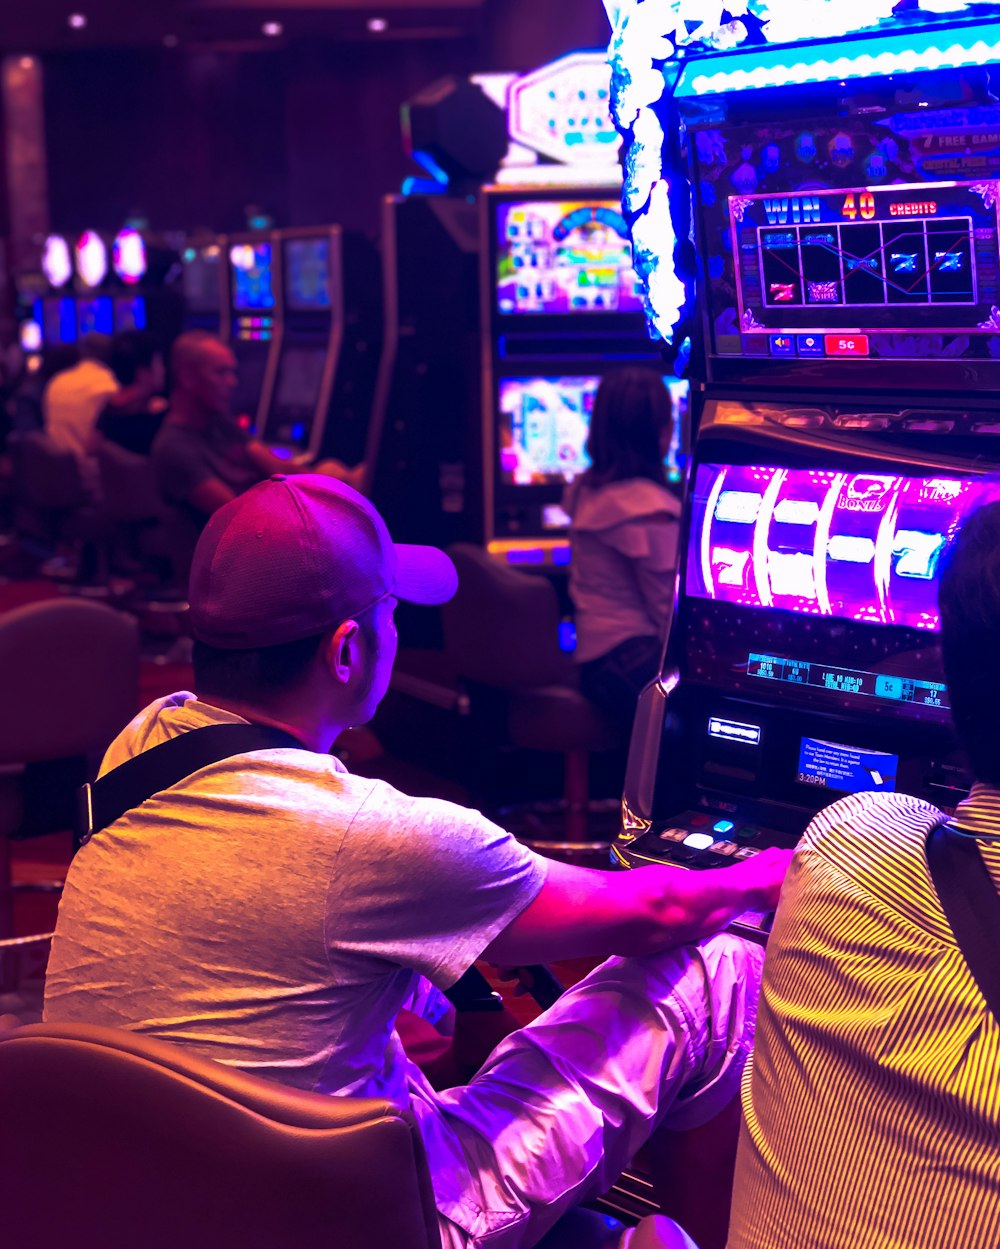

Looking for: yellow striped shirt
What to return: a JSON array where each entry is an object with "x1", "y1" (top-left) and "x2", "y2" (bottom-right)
[{"x1": 728, "y1": 786, "x2": 1000, "y2": 1249}]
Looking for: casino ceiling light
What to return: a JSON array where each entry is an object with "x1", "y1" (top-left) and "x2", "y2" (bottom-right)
[
  {"x1": 262, "y1": 20, "x2": 283, "y2": 37},
  {"x1": 367, "y1": 17, "x2": 388, "y2": 33},
  {"x1": 67, "y1": 13, "x2": 87, "y2": 29}
]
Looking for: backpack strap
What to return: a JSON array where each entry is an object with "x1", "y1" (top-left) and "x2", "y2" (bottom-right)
[
  {"x1": 926, "y1": 818, "x2": 1000, "y2": 1026},
  {"x1": 77, "y1": 723, "x2": 306, "y2": 846}
]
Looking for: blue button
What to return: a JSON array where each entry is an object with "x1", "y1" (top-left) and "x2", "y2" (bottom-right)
[
  {"x1": 797, "y1": 334, "x2": 825, "y2": 357},
  {"x1": 769, "y1": 334, "x2": 796, "y2": 357},
  {"x1": 712, "y1": 819, "x2": 735, "y2": 834}
]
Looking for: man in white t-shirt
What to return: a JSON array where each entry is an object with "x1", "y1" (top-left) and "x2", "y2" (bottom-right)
[
  {"x1": 44, "y1": 474, "x2": 791, "y2": 1249},
  {"x1": 43, "y1": 333, "x2": 118, "y2": 465}
]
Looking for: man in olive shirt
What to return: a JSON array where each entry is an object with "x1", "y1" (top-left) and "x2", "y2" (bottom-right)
[{"x1": 152, "y1": 331, "x2": 361, "y2": 530}]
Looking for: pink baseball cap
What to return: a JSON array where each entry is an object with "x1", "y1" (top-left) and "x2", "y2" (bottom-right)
[{"x1": 189, "y1": 474, "x2": 458, "y2": 648}]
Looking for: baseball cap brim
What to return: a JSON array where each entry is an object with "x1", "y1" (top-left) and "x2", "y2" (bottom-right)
[{"x1": 395, "y1": 543, "x2": 459, "y2": 606}]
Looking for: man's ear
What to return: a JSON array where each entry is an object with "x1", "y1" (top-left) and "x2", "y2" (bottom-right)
[{"x1": 324, "y1": 620, "x2": 360, "y2": 685}]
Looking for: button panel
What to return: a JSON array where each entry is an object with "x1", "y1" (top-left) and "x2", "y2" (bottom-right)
[{"x1": 632, "y1": 810, "x2": 777, "y2": 870}]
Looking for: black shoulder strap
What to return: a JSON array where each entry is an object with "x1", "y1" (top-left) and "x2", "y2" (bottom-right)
[
  {"x1": 926, "y1": 818, "x2": 1000, "y2": 1026},
  {"x1": 77, "y1": 723, "x2": 306, "y2": 845}
]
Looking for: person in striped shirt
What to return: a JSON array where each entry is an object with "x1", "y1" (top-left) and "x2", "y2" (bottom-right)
[{"x1": 728, "y1": 501, "x2": 1000, "y2": 1249}]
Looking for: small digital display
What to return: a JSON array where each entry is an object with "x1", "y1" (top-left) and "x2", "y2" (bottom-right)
[
  {"x1": 708, "y1": 717, "x2": 762, "y2": 745},
  {"x1": 687, "y1": 464, "x2": 1000, "y2": 630},
  {"x1": 749, "y1": 653, "x2": 948, "y2": 709},
  {"x1": 498, "y1": 376, "x2": 597, "y2": 486},
  {"x1": 797, "y1": 737, "x2": 898, "y2": 793},
  {"x1": 285, "y1": 239, "x2": 332, "y2": 312},
  {"x1": 230, "y1": 243, "x2": 275, "y2": 312},
  {"x1": 77, "y1": 296, "x2": 113, "y2": 336},
  {"x1": 495, "y1": 201, "x2": 643, "y2": 316}
]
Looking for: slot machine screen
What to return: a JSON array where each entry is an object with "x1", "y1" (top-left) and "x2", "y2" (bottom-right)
[
  {"x1": 683, "y1": 462, "x2": 1000, "y2": 724},
  {"x1": 44, "y1": 296, "x2": 77, "y2": 344},
  {"x1": 230, "y1": 243, "x2": 275, "y2": 312},
  {"x1": 498, "y1": 376, "x2": 596, "y2": 485},
  {"x1": 114, "y1": 296, "x2": 146, "y2": 332},
  {"x1": 498, "y1": 375, "x2": 688, "y2": 487},
  {"x1": 183, "y1": 250, "x2": 221, "y2": 314},
  {"x1": 495, "y1": 200, "x2": 643, "y2": 316},
  {"x1": 263, "y1": 346, "x2": 327, "y2": 447},
  {"x1": 284, "y1": 239, "x2": 332, "y2": 312},
  {"x1": 77, "y1": 296, "x2": 113, "y2": 337},
  {"x1": 694, "y1": 116, "x2": 1000, "y2": 365}
]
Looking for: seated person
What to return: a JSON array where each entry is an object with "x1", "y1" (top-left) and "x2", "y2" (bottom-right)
[
  {"x1": 565, "y1": 368, "x2": 681, "y2": 735},
  {"x1": 43, "y1": 332, "x2": 118, "y2": 494},
  {"x1": 152, "y1": 330, "x2": 361, "y2": 530},
  {"x1": 95, "y1": 330, "x2": 168, "y2": 456},
  {"x1": 727, "y1": 501, "x2": 1000, "y2": 1249},
  {"x1": 44, "y1": 475, "x2": 791, "y2": 1249}
]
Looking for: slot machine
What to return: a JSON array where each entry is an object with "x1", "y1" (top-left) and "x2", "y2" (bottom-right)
[
  {"x1": 612, "y1": 13, "x2": 1000, "y2": 940},
  {"x1": 224, "y1": 232, "x2": 280, "y2": 430},
  {"x1": 482, "y1": 187, "x2": 685, "y2": 567}
]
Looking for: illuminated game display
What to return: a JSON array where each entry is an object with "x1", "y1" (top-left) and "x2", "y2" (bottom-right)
[
  {"x1": 230, "y1": 243, "x2": 275, "y2": 312},
  {"x1": 697, "y1": 116, "x2": 1000, "y2": 364},
  {"x1": 686, "y1": 464, "x2": 996, "y2": 628},
  {"x1": 498, "y1": 376, "x2": 595, "y2": 485},
  {"x1": 285, "y1": 238, "x2": 331, "y2": 312},
  {"x1": 495, "y1": 201, "x2": 643, "y2": 315},
  {"x1": 498, "y1": 375, "x2": 686, "y2": 489}
]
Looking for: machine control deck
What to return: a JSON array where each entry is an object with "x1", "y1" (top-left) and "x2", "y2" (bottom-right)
[{"x1": 627, "y1": 811, "x2": 775, "y2": 871}]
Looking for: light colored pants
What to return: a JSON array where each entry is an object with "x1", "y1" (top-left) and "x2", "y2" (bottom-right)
[{"x1": 408, "y1": 933, "x2": 765, "y2": 1249}]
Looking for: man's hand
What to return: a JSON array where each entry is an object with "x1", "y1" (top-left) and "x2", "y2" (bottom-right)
[{"x1": 483, "y1": 846, "x2": 797, "y2": 967}]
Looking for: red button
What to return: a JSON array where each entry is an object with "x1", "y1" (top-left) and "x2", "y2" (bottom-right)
[{"x1": 824, "y1": 334, "x2": 869, "y2": 357}]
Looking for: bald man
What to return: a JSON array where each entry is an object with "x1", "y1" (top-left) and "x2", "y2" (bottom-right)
[{"x1": 152, "y1": 331, "x2": 361, "y2": 527}]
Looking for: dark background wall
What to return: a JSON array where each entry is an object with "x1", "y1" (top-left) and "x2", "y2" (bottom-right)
[{"x1": 41, "y1": 0, "x2": 611, "y2": 239}]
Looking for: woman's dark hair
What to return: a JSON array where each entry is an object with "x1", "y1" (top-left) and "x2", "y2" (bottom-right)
[
  {"x1": 192, "y1": 613, "x2": 381, "y2": 705},
  {"x1": 939, "y1": 500, "x2": 1000, "y2": 786},
  {"x1": 584, "y1": 367, "x2": 674, "y2": 488},
  {"x1": 109, "y1": 330, "x2": 162, "y2": 386}
]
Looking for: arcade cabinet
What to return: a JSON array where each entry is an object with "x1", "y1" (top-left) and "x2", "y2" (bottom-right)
[
  {"x1": 37, "y1": 234, "x2": 78, "y2": 351},
  {"x1": 611, "y1": 10, "x2": 1000, "y2": 942},
  {"x1": 482, "y1": 187, "x2": 671, "y2": 567},
  {"x1": 73, "y1": 230, "x2": 115, "y2": 341},
  {"x1": 109, "y1": 229, "x2": 184, "y2": 347},
  {"x1": 260, "y1": 226, "x2": 381, "y2": 465},
  {"x1": 224, "y1": 232, "x2": 280, "y2": 429},
  {"x1": 180, "y1": 238, "x2": 226, "y2": 337}
]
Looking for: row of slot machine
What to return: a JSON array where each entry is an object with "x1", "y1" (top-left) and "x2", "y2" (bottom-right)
[
  {"x1": 15, "y1": 228, "x2": 185, "y2": 362},
  {"x1": 607, "y1": 10, "x2": 1000, "y2": 939},
  {"x1": 367, "y1": 183, "x2": 688, "y2": 560},
  {"x1": 179, "y1": 228, "x2": 381, "y2": 467},
  {"x1": 13, "y1": 188, "x2": 681, "y2": 560}
]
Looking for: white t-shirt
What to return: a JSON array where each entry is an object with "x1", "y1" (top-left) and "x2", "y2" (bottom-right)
[
  {"x1": 566, "y1": 478, "x2": 681, "y2": 664},
  {"x1": 44, "y1": 693, "x2": 547, "y2": 1104},
  {"x1": 43, "y1": 359, "x2": 119, "y2": 460}
]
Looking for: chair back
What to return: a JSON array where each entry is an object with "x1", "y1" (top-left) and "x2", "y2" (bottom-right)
[
  {"x1": 13, "y1": 430, "x2": 85, "y2": 510},
  {"x1": 442, "y1": 544, "x2": 574, "y2": 690},
  {"x1": 0, "y1": 1023, "x2": 442, "y2": 1249},
  {"x1": 96, "y1": 439, "x2": 162, "y2": 524},
  {"x1": 0, "y1": 599, "x2": 139, "y2": 764}
]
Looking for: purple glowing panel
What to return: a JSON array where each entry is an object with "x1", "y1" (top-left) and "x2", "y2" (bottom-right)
[
  {"x1": 686, "y1": 464, "x2": 1000, "y2": 630},
  {"x1": 495, "y1": 201, "x2": 643, "y2": 316}
]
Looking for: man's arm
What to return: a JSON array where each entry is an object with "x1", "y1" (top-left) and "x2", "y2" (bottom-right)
[
  {"x1": 244, "y1": 438, "x2": 363, "y2": 489},
  {"x1": 483, "y1": 849, "x2": 792, "y2": 965},
  {"x1": 189, "y1": 476, "x2": 237, "y2": 517}
]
